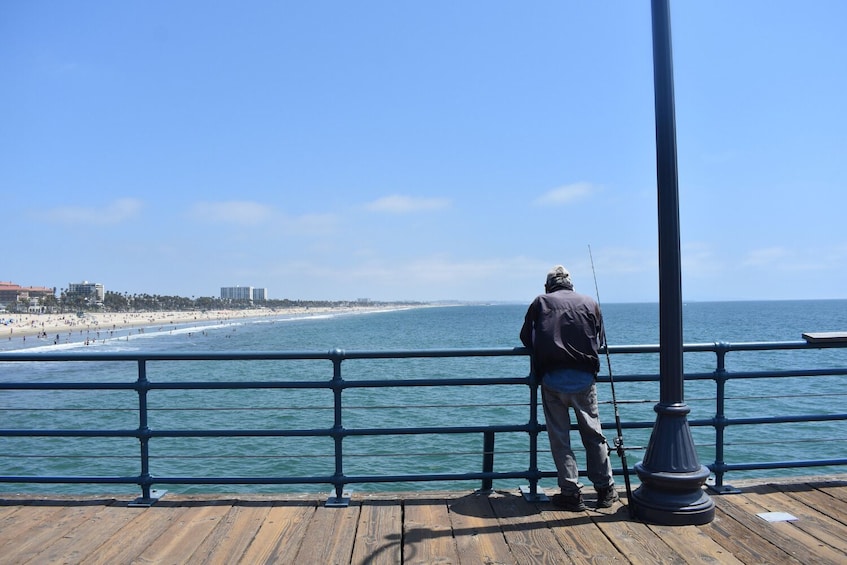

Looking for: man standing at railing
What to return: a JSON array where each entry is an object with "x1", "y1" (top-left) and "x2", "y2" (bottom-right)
[{"x1": 520, "y1": 265, "x2": 618, "y2": 511}]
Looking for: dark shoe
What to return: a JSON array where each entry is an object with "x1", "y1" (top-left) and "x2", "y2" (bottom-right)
[
  {"x1": 595, "y1": 486, "x2": 619, "y2": 509},
  {"x1": 551, "y1": 492, "x2": 586, "y2": 512}
]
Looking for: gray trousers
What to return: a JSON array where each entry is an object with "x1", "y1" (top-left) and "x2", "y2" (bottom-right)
[{"x1": 541, "y1": 382, "x2": 614, "y2": 493}]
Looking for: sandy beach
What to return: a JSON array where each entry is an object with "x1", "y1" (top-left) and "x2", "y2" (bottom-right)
[{"x1": 2, "y1": 305, "x2": 405, "y2": 343}]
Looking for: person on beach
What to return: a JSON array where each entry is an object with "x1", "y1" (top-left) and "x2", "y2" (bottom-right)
[{"x1": 520, "y1": 265, "x2": 618, "y2": 511}]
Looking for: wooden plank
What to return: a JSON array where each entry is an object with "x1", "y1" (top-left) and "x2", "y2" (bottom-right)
[
  {"x1": 26, "y1": 502, "x2": 146, "y2": 564},
  {"x1": 489, "y1": 492, "x2": 568, "y2": 565},
  {"x1": 542, "y1": 506, "x2": 622, "y2": 564},
  {"x1": 591, "y1": 507, "x2": 686, "y2": 565},
  {"x1": 238, "y1": 502, "x2": 315, "y2": 564},
  {"x1": 133, "y1": 500, "x2": 233, "y2": 563},
  {"x1": 2, "y1": 499, "x2": 127, "y2": 564},
  {"x1": 188, "y1": 500, "x2": 275, "y2": 564},
  {"x1": 404, "y1": 498, "x2": 461, "y2": 564},
  {"x1": 447, "y1": 493, "x2": 513, "y2": 565},
  {"x1": 778, "y1": 482, "x2": 847, "y2": 526},
  {"x1": 5, "y1": 500, "x2": 137, "y2": 563},
  {"x1": 0, "y1": 503, "x2": 24, "y2": 520},
  {"x1": 81, "y1": 503, "x2": 193, "y2": 564},
  {"x1": 701, "y1": 503, "x2": 803, "y2": 565},
  {"x1": 646, "y1": 521, "x2": 744, "y2": 564},
  {"x1": 810, "y1": 480, "x2": 847, "y2": 504},
  {"x1": 0, "y1": 501, "x2": 74, "y2": 557},
  {"x1": 715, "y1": 491, "x2": 845, "y2": 565},
  {"x1": 290, "y1": 503, "x2": 361, "y2": 565},
  {"x1": 351, "y1": 499, "x2": 402, "y2": 565},
  {"x1": 711, "y1": 495, "x2": 809, "y2": 564},
  {"x1": 747, "y1": 484, "x2": 847, "y2": 554}
]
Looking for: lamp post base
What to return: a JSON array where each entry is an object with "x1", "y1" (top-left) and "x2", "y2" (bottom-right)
[
  {"x1": 631, "y1": 403, "x2": 715, "y2": 525},
  {"x1": 632, "y1": 465, "x2": 715, "y2": 525}
]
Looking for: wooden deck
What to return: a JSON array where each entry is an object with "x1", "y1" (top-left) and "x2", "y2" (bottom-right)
[{"x1": 2, "y1": 477, "x2": 846, "y2": 564}]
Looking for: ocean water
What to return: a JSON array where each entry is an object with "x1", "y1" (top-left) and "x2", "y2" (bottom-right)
[{"x1": 1, "y1": 300, "x2": 846, "y2": 495}]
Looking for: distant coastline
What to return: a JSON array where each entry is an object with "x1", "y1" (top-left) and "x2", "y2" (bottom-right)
[{"x1": 2, "y1": 304, "x2": 425, "y2": 342}]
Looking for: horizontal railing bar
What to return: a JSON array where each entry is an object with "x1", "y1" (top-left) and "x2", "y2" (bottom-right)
[
  {"x1": 11, "y1": 414, "x2": 837, "y2": 439},
  {"x1": 705, "y1": 413, "x2": 847, "y2": 426},
  {"x1": 0, "y1": 471, "x2": 551, "y2": 487},
  {"x1": 149, "y1": 471, "x2": 543, "y2": 486},
  {"x1": 714, "y1": 458, "x2": 847, "y2": 472},
  {"x1": 3, "y1": 370, "x2": 845, "y2": 393},
  {"x1": 0, "y1": 338, "x2": 841, "y2": 364},
  {"x1": 0, "y1": 403, "x2": 534, "y2": 411},
  {"x1": 0, "y1": 347, "x2": 527, "y2": 363},
  {"x1": 685, "y1": 368, "x2": 847, "y2": 381},
  {"x1": 0, "y1": 377, "x2": 530, "y2": 391},
  {"x1": 0, "y1": 424, "x2": 533, "y2": 439},
  {"x1": 724, "y1": 437, "x2": 847, "y2": 446},
  {"x1": 0, "y1": 430, "x2": 141, "y2": 438},
  {"x1": 0, "y1": 476, "x2": 143, "y2": 484},
  {"x1": 335, "y1": 377, "x2": 529, "y2": 388},
  {"x1": 0, "y1": 449, "x2": 535, "y2": 460},
  {"x1": 0, "y1": 383, "x2": 139, "y2": 391},
  {"x1": 5, "y1": 418, "x2": 836, "y2": 437}
]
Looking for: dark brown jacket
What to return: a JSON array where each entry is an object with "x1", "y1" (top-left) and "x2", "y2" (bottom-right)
[{"x1": 520, "y1": 288, "x2": 603, "y2": 376}]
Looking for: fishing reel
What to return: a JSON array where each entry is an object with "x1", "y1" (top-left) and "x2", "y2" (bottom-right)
[{"x1": 613, "y1": 436, "x2": 626, "y2": 457}]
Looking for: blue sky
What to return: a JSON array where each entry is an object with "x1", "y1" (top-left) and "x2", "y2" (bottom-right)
[{"x1": 2, "y1": 1, "x2": 845, "y2": 303}]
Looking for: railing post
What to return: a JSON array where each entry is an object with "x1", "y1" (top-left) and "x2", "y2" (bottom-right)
[
  {"x1": 130, "y1": 359, "x2": 163, "y2": 506},
  {"x1": 480, "y1": 431, "x2": 494, "y2": 493},
  {"x1": 326, "y1": 348, "x2": 350, "y2": 507},
  {"x1": 709, "y1": 342, "x2": 738, "y2": 494},
  {"x1": 521, "y1": 368, "x2": 548, "y2": 501}
]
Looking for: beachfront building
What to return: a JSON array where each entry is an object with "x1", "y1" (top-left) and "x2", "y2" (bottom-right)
[
  {"x1": 220, "y1": 286, "x2": 268, "y2": 303},
  {"x1": 0, "y1": 282, "x2": 56, "y2": 311},
  {"x1": 221, "y1": 286, "x2": 253, "y2": 301},
  {"x1": 66, "y1": 281, "x2": 105, "y2": 305}
]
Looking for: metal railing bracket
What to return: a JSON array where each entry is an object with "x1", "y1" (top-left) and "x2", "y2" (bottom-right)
[
  {"x1": 520, "y1": 484, "x2": 549, "y2": 502},
  {"x1": 325, "y1": 490, "x2": 351, "y2": 508},
  {"x1": 128, "y1": 488, "x2": 168, "y2": 507}
]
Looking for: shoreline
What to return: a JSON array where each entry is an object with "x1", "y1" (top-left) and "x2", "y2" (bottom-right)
[{"x1": 2, "y1": 305, "x2": 417, "y2": 343}]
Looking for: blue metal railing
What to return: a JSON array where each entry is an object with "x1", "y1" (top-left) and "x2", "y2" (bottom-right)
[{"x1": 1, "y1": 340, "x2": 845, "y2": 503}]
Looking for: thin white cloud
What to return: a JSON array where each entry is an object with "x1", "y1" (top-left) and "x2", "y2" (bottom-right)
[
  {"x1": 741, "y1": 245, "x2": 839, "y2": 272},
  {"x1": 365, "y1": 195, "x2": 451, "y2": 213},
  {"x1": 42, "y1": 197, "x2": 143, "y2": 225},
  {"x1": 681, "y1": 242, "x2": 724, "y2": 275},
  {"x1": 189, "y1": 201, "x2": 274, "y2": 226},
  {"x1": 533, "y1": 182, "x2": 597, "y2": 206},
  {"x1": 272, "y1": 254, "x2": 530, "y2": 285},
  {"x1": 284, "y1": 213, "x2": 338, "y2": 236},
  {"x1": 742, "y1": 247, "x2": 790, "y2": 267}
]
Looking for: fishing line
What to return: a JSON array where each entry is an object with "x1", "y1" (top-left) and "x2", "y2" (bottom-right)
[{"x1": 589, "y1": 245, "x2": 635, "y2": 518}]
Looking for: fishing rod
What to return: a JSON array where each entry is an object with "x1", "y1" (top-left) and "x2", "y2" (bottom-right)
[{"x1": 589, "y1": 245, "x2": 635, "y2": 518}]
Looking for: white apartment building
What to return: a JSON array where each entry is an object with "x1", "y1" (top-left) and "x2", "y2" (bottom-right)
[
  {"x1": 220, "y1": 286, "x2": 253, "y2": 300},
  {"x1": 220, "y1": 286, "x2": 268, "y2": 301},
  {"x1": 67, "y1": 281, "x2": 105, "y2": 304}
]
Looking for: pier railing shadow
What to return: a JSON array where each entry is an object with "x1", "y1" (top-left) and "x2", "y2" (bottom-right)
[{"x1": 1, "y1": 339, "x2": 846, "y2": 504}]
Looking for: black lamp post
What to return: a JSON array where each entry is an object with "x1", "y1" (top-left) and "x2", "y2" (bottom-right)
[{"x1": 630, "y1": 0, "x2": 715, "y2": 525}]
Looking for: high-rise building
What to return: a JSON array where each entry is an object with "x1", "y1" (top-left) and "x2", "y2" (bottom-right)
[
  {"x1": 220, "y1": 286, "x2": 268, "y2": 301},
  {"x1": 220, "y1": 286, "x2": 253, "y2": 300}
]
